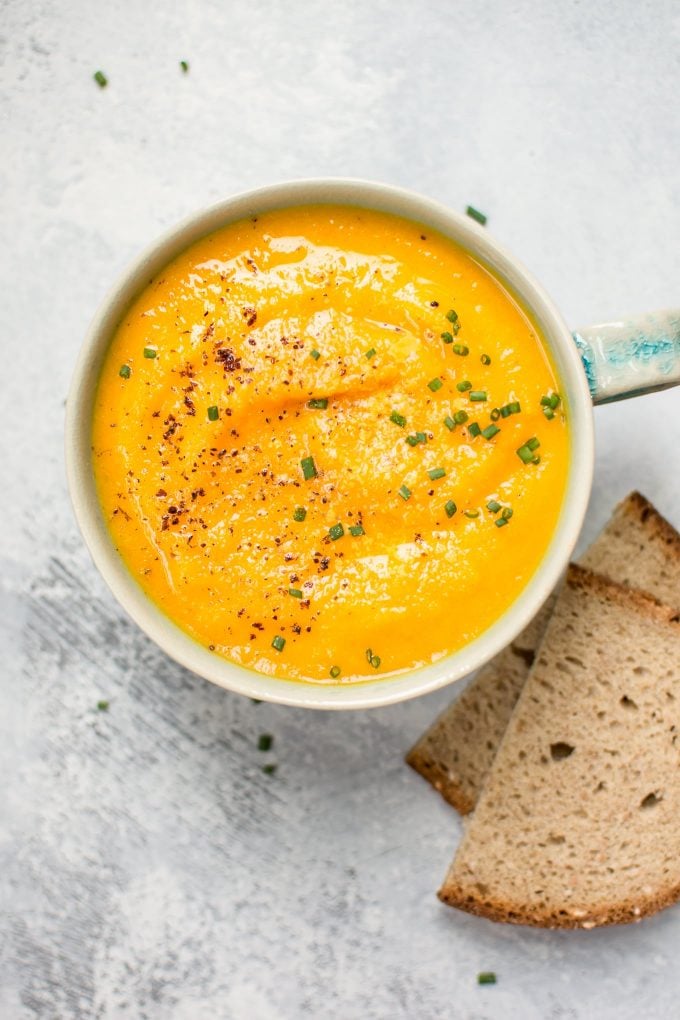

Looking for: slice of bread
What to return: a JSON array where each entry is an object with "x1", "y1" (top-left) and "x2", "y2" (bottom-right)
[
  {"x1": 407, "y1": 492, "x2": 680, "y2": 813},
  {"x1": 438, "y1": 564, "x2": 680, "y2": 928}
]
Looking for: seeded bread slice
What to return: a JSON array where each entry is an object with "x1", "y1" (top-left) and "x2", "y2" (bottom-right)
[
  {"x1": 438, "y1": 564, "x2": 680, "y2": 928},
  {"x1": 406, "y1": 492, "x2": 680, "y2": 813}
]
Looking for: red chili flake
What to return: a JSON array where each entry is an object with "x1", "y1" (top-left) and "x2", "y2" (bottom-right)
[
  {"x1": 215, "y1": 348, "x2": 241, "y2": 372},
  {"x1": 242, "y1": 306, "x2": 257, "y2": 326},
  {"x1": 163, "y1": 415, "x2": 180, "y2": 441}
]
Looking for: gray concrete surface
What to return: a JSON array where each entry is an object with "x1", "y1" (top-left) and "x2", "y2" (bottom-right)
[{"x1": 2, "y1": 1, "x2": 679, "y2": 1016}]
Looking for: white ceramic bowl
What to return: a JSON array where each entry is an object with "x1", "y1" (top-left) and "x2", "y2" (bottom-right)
[{"x1": 66, "y1": 178, "x2": 595, "y2": 709}]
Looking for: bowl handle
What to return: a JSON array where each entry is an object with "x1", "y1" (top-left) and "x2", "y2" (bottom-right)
[{"x1": 572, "y1": 309, "x2": 680, "y2": 405}]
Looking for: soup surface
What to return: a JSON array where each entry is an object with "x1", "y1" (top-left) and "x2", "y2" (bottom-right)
[{"x1": 92, "y1": 205, "x2": 569, "y2": 683}]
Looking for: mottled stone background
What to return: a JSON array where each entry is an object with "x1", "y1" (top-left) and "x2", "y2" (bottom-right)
[{"x1": 2, "y1": 1, "x2": 679, "y2": 1017}]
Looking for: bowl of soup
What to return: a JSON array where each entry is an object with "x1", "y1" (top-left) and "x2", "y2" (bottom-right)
[{"x1": 65, "y1": 179, "x2": 595, "y2": 708}]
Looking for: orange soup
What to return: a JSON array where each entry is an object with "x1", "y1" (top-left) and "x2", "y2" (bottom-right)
[{"x1": 92, "y1": 206, "x2": 569, "y2": 683}]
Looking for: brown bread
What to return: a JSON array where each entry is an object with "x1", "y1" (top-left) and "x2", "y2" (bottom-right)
[{"x1": 438, "y1": 565, "x2": 680, "y2": 928}]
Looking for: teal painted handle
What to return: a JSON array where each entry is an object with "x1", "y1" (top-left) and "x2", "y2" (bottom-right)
[{"x1": 572, "y1": 309, "x2": 680, "y2": 405}]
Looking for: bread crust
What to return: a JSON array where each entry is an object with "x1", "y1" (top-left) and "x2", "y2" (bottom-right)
[
  {"x1": 623, "y1": 491, "x2": 680, "y2": 560},
  {"x1": 437, "y1": 879, "x2": 680, "y2": 929},
  {"x1": 405, "y1": 746, "x2": 476, "y2": 815},
  {"x1": 566, "y1": 562, "x2": 680, "y2": 626}
]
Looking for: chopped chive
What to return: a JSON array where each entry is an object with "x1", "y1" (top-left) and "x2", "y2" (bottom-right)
[
  {"x1": 271, "y1": 635, "x2": 286, "y2": 652},
  {"x1": 390, "y1": 410, "x2": 407, "y2": 428},
  {"x1": 495, "y1": 517, "x2": 508, "y2": 528},
  {"x1": 93, "y1": 70, "x2": 108, "y2": 87},
  {"x1": 288, "y1": 588, "x2": 303, "y2": 598},
  {"x1": 452, "y1": 344, "x2": 469, "y2": 356},
  {"x1": 481, "y1": 353, "x2": 491, "y2": 365},
  {"x1": 118, "y1": 364, "x2": 131, "y2": 379},
  {"x1": 490, "y1": 407, "x2": 500, "y2": 421},
  {"x1": 365, "y1": 648, "x2": 374, "y2": 664},
  {"x1": 143, "y1": 347, "x2": 157, "y2": 359},
  {"x1": 441, "y1": 331, "x2": 454, "y2": 344},
  {"x1": 365, "y1": 347, "x2": 376, "y2": 359},
  {"x1": 330, "y1": 665, "x2": 341, "y2": 678},
  {"x1": 349, "y1": 524, "x2": 365, "y2": 536},
  {"x1": 258, "y1": 733, "x2": 273, "y2": 751},
  {"x1": 406, "y1": 435, "x2": 418, "y2": 446},
  {"x1": 310, "y1": 349, "x2": 321, "y2": 360},
  {"x1": 517, "y1": 437, "x2": 540, "y2": 462},
  {"x1": 453, "y1": 410, "x2": 468, "y2": 425},
  {"x1": 443, "y1": 415, "x2": 456, "y2": 431},
  {"x1": 500, "y1": 401, "x2": 521, "y2": 417},
  {"x1": 307, "y1": 398, "x2": 328, "y2": 409},
  {"x1": 543, "y1": 407, "x2": 555, "y2": 420},
  {"x1": 398, "y1": 484, "x2": 411, "y2": 501},
  {"x1": 293, "y1": 506, "x2": 307, "y2": 522},
  {"x1": 541, "y1": 393, "x2": 561, "y2": 409},
  {"x1": 468, "y1": 422, "x2": 482, "y2": 437},
  {"x1": 501, "y1": 506, "x2": 514, "y2": 520},
  {"x1": 469, "y1": 391, "x2": 487, "y2": 402},
  {"x1": 466, "y1": 206, "x2": 487, "y2": 226},
  {"x1": 370, "y1": 655, "x2": 381, "y2": 669},
  {"x1": 481, "y1": 424, "x2": 500, "y2": 440},
  {"x1": 464, "y1": 508, "x2": 480, "y2": 518},
  {"x1": 328, "y1": 523, "x2": 344, "y2": 541},
  {"x1": 487, "y1": 500, "x2": 501, "y2": 513},
  {"x1": 261, "y1": 763, "x2": 277, "y2": 775},
  {"x1": 444, "y1": 499, "x2": 457, "y2": 518},
  {"x1": 300, "y1": 455, "x2": 317, "y2": 480},
  {"x1": 406, "y1": 431, "x2": 428, "y2": 445},
  {"x1": 477, "y1": 971, "x2": 496, "y2": 985},
  {"x1": 428, "y1": 467, "x2": 446, "y2": 480},
  {"x1": 180, "y1": 59, "x2": 189, "y2": 73},
  {"x1": 446, "y1": 309, "x2": 459, "y2": 325},
  {"x1": 428, "y1": 377, "x2": 443, "y2": 392},
  {"x1": 207, "y1": 405, "x2": 219, "y2": 421},
  {"x1": 96, "y1": 699, "x2": 109, "y2": 711},
  {"x1": 456, "y1": 380, "x2": 472, "y2": 392}
]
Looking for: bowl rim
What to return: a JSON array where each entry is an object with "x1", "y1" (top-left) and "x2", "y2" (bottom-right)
[{"x1": 65, "y1": 176, "x2": 594, "y2": 709}]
